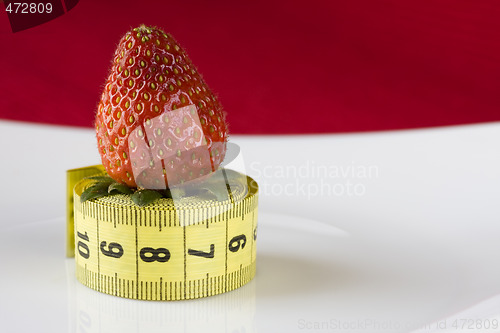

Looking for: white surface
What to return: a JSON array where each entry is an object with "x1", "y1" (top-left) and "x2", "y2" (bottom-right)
[{"x1": 0, "y1": 120, "x2": 499, "y2": 333}]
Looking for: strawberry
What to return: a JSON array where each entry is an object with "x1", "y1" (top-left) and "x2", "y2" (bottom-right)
[{"x1": 95, "y1": 25, "x2": 228, "y2": 189}]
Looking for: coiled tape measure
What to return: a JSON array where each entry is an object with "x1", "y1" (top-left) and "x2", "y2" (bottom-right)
[{"x1": 67, "y1": 165, "x2": 258, "y2": 300}]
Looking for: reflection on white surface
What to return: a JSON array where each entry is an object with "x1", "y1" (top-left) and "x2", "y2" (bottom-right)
[{"x1": 66, "y1": 261, "x2": 256, "y2": 333}]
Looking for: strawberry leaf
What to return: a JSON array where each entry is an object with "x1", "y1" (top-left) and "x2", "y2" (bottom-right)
[
  {"x1": 131, "y1": 190, "x2": 163, "y2": 207},
  {"x1": 81, "y1": 182, "x2": 112, "y2": 203},
  {"x1": 108, "y1": 182, "x2": 134, "y2": 195}
]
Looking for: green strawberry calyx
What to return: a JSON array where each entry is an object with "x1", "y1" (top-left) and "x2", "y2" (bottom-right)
[{"x1": 80, "y1": 175, "x2": 228, "y2": 207}]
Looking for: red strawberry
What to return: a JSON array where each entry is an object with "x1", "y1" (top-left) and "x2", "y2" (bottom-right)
[{"x1": 95, "y1": 25, "x2": 228, "y2": 189}]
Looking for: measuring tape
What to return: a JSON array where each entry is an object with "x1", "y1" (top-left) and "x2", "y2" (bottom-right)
[{"x1": 67, "y1": 165, "x2": 258, "y2": 301}]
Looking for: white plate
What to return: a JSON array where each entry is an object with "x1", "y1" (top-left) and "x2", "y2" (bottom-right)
[
  {"x1": 1, "y1": 121, "x2": 500, "y2": 332},
  {"x1": 0, "y1": 211, "x2": 494, "y2": 333}
]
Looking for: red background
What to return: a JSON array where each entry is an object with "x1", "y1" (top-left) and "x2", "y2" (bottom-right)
[{"x1": 1, "y1": 0, "x2": 499, "y2": 134}]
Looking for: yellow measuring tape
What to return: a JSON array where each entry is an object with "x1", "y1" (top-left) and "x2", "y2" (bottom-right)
[{"x1": 67, "y1": 165, "x2": 258, "y2": 301}]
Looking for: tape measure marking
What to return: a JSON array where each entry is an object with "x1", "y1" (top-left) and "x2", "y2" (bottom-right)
[{"x1": 71, "y1": 167, "x2": 258, "y2": 300}]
